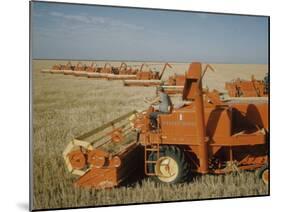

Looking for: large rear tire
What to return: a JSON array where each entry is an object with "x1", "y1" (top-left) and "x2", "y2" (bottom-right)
[{"x1": 148, "y1": 145, "x2": 191, "y2": 184}]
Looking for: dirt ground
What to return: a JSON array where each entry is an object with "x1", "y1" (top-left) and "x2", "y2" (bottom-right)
[{"x1": 31, "y1": 60, "x2": 268, "y2": 210}]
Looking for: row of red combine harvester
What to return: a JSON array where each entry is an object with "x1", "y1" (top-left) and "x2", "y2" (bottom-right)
[
  {"x1": 41, "y1": 61, "x2": 268, "y2": 98},
  {"x1": 62, "y1": 62, "x2": 269, "y2": 189},
  {"x1": 41, "y1": 61, "x2": 182, "y2": 86}
]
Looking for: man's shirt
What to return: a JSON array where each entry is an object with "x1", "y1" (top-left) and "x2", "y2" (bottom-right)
[{"x1": 159, "y1": 92, "x2": 172, "y2": 113}]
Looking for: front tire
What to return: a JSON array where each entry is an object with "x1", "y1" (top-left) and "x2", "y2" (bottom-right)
[
  {"x1": 148, "y1": 145, "x2": 191, "y2": 184},
  {"x1": 258, "y1": 163, "x2": 269, "y2": 185}
]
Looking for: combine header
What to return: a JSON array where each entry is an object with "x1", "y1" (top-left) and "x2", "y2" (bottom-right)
[
  {"x1": 63, "y1": 111, "x2": 143, "y2": 188},
  {"x1": 41, "y1": 61, "x2": 75, "y2": 74},
  {"x1": 86, "y1": 62, "x2": 136, "y2": 80},
  {"x1": 124, "y1": 64, "x2": 145, "y2": 75},
  {"x1": 106, "y1": 63, "x2": 147, "y2": 80},
  {"x1": 72, "y1": 61, "x2": 117, "y2": 78},
  {"x1": 72, "y1": 62, "x2": 88, "y2": 77},
  {"x1": 225, "y1": 75, "x2": 268, "y2": 97},
  {"x1": 87, "y1": 63, "x2": 113, "y2": 79},
  {"x1": 85, "y1": 61, "x2": 98, "y2": 72},
  {"x1": 106, "y1": 62, "x2": 138, "y2": 80},
  {"x1": 63, "y1": 62, "x2": 269, "y2": 189},
  {"x1": 62, "y1": 62, "x2": 76, "y2": 75},
  {"x1": 123, "y1": 63, "x2": 172, "y2": 86}
]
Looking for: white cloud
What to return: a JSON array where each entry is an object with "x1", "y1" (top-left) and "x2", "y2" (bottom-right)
[
  {"x1": 110, "y1": 20, "x2": 144, "y2": 30},
  {"x1": 50, "y1": 12, "x2": 63, "y2": 17},
  {"x1": 49, "y1": 11, "x2": 143, "y2": 31}
]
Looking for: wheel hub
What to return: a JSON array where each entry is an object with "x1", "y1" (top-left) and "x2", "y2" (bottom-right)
[
  {"x1": 155, "y1": 156, "x2": 179, "y2": 182},
  {"x1": 262, "y1": 169, "x2": 269, "y2": 184}
]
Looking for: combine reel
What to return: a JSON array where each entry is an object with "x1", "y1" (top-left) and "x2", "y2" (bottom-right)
[{"x1": 62, "y1": 111, "x2": 143, "y2": 188}]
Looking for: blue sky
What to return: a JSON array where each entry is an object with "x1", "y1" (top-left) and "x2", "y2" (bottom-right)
[{"x1": 31, "y1": 2, "x2": 269, "y2": 63}]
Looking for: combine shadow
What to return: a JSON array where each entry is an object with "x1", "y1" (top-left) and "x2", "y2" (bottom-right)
[
  {"x1": 246, "y1": 104, "x2": 265, "y2": 129},
  {"x1": 119, "y1": 167, "x2": 146, "y2": 188},
  {"x1": 118, "y1": 147, "x2": 146, "y2": 188}
]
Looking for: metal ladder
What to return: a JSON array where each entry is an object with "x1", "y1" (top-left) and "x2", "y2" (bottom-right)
[{"x1": 144, "y1": 136, "x2": 160, "y2": 176}]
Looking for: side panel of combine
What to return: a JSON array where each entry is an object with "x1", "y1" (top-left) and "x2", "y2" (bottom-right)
[
  {"x1": 158, "y1": 106, "x2": 232, "y2": 145},
  {"x1": 157, "y1": 98, "x2": 268, "y2": 174}
]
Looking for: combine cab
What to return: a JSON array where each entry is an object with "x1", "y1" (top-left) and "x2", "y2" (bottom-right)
[{"x1": 63, "y1": 62, "x2": 269, "y2": 189}]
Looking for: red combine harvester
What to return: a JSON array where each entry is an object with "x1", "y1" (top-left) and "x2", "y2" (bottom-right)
[
  {"x1": 225, "y1": 75, "x2": 268, "y2": 97},
  {"x1": 106, "y1": 62, "x2": 139, "y2": 80},
  {"x1": 123, "y1": 63, "x2": 172, "y2": 86},
  {"x1": 107, "y1": 63, "x2": 150, "y2": 80},
  {"x1": 41, "y1": 61, "x2": 75, "y2": 74},
  {"x1": 63, "y1": 62, "x2": 269, "y2": 188}
]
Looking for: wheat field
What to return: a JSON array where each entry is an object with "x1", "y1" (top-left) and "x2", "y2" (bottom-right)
[{"x1": 32, "y1": 60, "x2": 268, "y2": 210}]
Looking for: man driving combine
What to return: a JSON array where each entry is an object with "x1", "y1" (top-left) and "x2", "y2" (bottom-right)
[{"x1": 148, "y1": 87, "x2": 172, "y2": 129}]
